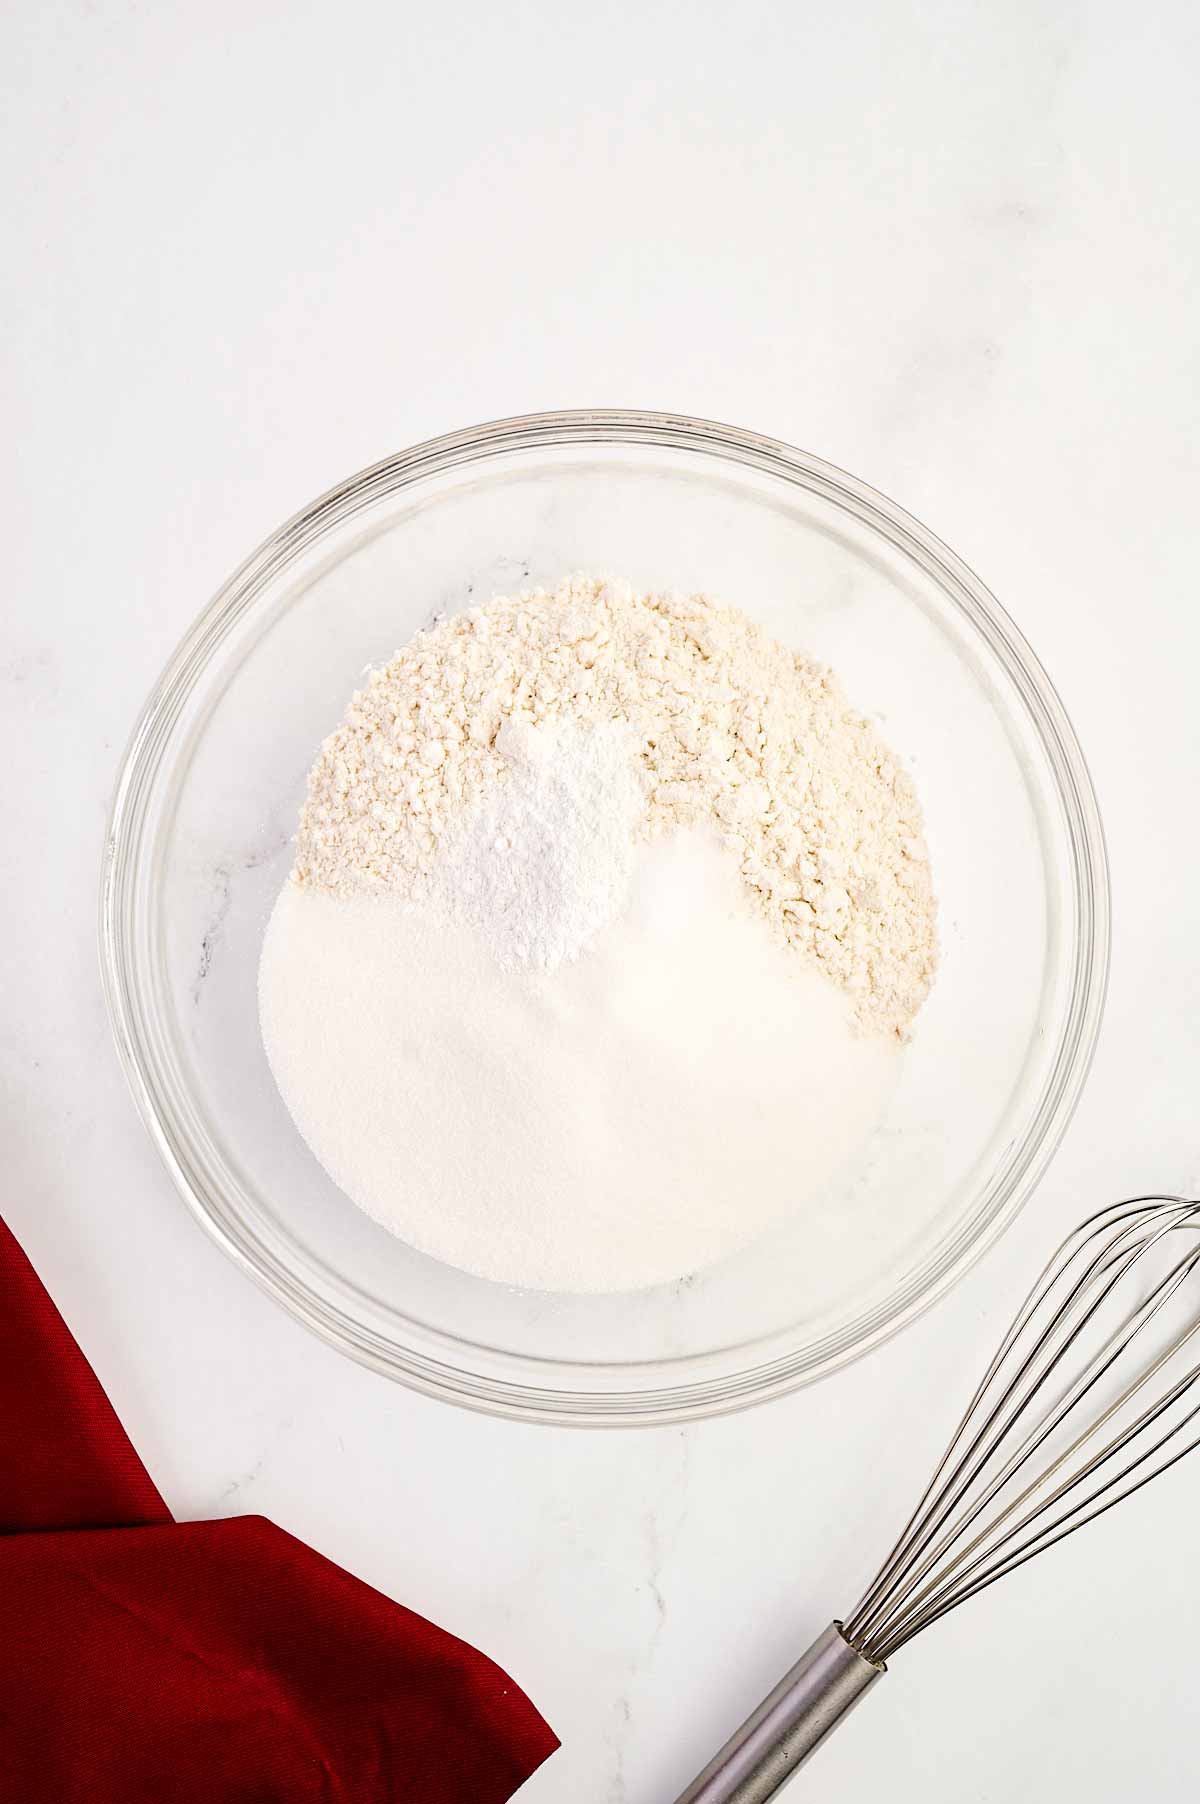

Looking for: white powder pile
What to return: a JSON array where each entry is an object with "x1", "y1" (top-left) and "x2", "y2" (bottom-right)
[
  {"x1": 429, "y1": 716, "x2": 645, "y2": 969},
  {"x1": 260, "y1": 573, "x2": 937, "y2": 1293},
  {"x1": 260, "y1": 832, "x2": 899, "y2": 1292}
]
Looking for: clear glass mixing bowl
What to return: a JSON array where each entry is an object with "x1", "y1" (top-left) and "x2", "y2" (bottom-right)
[{"x1": 100, "y1": 410, "x2": 1108, "y2": 1424}]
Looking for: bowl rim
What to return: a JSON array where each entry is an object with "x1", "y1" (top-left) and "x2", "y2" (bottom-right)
[{"x1": 100, "y1": 407, "x2": 1110, "y2": 1425}]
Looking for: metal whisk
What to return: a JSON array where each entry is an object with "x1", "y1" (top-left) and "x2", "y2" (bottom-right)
[{"x1": 675, "y1": 1196, "x2": 1200, "y2": 1803}]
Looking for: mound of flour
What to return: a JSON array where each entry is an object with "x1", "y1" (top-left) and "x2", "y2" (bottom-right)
[{"x1": 293, "y1": 574, "x2": 936, "y2": 1039}]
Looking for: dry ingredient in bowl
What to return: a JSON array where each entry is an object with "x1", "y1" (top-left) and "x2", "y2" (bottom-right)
[
  {"x1": 294, "y1": 575, "x2": 935, "y2": 1037},
  {"x1": 259, "y1": 576, "x2": 938, "y2": 1293}
]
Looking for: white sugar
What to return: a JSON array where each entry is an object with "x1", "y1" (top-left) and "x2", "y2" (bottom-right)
[{"x1": 259, "y1": 830, "x2": 898, "y2": 1293}]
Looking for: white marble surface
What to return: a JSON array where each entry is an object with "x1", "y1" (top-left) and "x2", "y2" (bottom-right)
[{"x1": 4, "y1": 3, "x2": 1200, "y2": 1798}]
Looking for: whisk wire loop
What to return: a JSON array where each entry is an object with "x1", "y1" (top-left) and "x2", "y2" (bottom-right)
[{"x1": 843, "y1": 1196, "x2": 1200, "y2": 1663}]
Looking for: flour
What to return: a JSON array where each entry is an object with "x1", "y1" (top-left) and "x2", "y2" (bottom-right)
[
  {"x1": 259, "y1": 832, "x2": 899, "y2": 1292},
  {"x1": 429, "y1": 717, "x2": 644, "y2": 970},
  {"x1": 293, "y1": 574, "x2": 936, "y2": 1038}
]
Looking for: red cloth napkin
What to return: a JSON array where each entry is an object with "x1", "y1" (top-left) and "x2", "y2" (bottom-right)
[{"x1": 0, "y1": 1215, "x2": 558, "y2": 1802}]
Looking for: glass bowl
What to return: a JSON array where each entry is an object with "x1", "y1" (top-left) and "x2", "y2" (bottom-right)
[{"x1": 100, "y1": 410, "x2": 1108, "y2": 1425}]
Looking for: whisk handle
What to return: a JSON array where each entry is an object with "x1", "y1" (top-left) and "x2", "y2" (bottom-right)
[{"x1": 672, "y1": 1622, "x2": 883, "y2": 1804}]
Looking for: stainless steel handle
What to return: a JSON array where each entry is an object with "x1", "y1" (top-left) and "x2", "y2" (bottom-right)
[{"x1": 673, "y1": 1622, "x2": 883, "y2": 1803}]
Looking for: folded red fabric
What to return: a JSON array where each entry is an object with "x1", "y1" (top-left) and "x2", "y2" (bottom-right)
[{"x1": 0, "y1": 1215, "x2": 558, "y2": 1802}]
